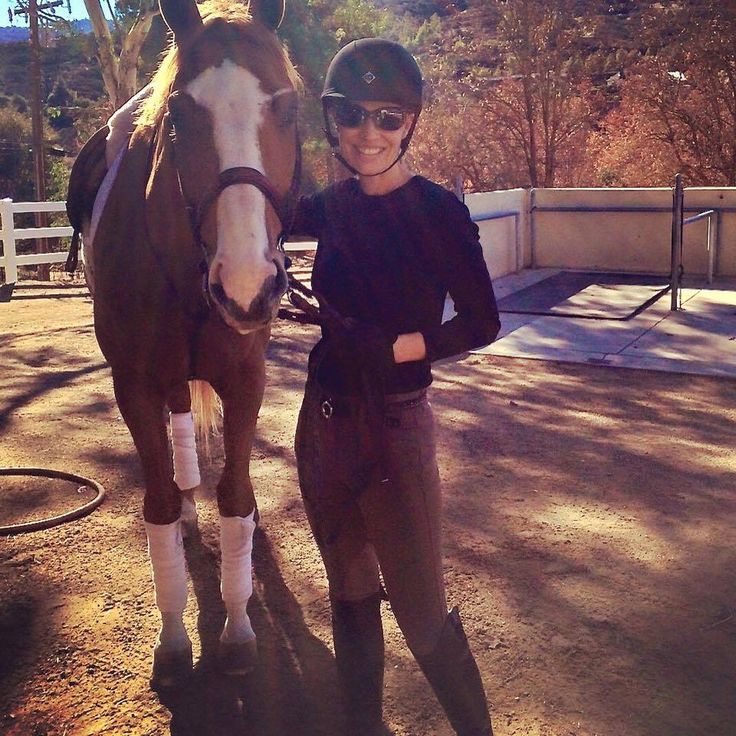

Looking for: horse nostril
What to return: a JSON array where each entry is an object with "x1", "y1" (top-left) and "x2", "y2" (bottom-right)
[{"x1": 210, "y1": 281, "x2": 227, "y2": 306}]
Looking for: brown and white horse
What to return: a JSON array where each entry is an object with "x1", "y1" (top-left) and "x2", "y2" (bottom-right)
[{"x1": 79, "y1": 0, "x2": 300, "y2": 687}]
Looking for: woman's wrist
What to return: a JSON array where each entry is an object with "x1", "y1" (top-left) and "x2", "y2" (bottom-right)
[{"x1": 392, "y1": 332, "x2": 427, "y2": 363}]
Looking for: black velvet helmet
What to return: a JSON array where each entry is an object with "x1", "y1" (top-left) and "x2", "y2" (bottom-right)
[{"x1": 322, "y1": 38, "x2": 423, "y2": 111}]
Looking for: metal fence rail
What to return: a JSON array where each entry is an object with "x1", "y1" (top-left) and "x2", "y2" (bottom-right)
[
  {"x1": 670, "y1": 173, "x2": 717, "y2": 309},
  {"x1": 2, "y1": 187, "x2": 730, "y2": 290},
  {"x1": 471, "y1": 210, "x2": 523, "y2": 273}
]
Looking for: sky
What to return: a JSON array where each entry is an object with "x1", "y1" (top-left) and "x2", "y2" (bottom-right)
[{"x1": 3, "y1": 0, "x2": 103, "y2": 25}]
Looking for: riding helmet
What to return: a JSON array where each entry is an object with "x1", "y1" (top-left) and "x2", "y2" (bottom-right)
[{"x1": 321, "y1": 38, "x2": 423, "y2": 112}]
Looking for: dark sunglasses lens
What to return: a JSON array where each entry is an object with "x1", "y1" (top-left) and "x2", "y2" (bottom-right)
[
  {"x1": 375, "y1": 110, "x2": 405, "y2": 131},
  {"x1": 334, "y1": 104, "x2": 365, "y2": 128}
]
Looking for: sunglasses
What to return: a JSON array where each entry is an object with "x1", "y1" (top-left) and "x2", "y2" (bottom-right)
[{"x1": 332, "y1": 103, "x2": 407, "y2": 132}]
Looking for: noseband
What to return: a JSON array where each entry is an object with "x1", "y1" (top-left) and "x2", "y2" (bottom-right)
[{"x1": 189, "y1": 158, "x2": 301, "y2": 257}]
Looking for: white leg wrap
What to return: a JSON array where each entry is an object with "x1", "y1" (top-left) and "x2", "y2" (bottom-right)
[
  {"x1": 145, "y1": 520, "x2": 190, "y2": 650},
  {"x1": 219, "y1": 512, "x2": 256, "y2": 644},
  {"x1": 170, "y1": 411, "x2": 201, "y2": 492}
]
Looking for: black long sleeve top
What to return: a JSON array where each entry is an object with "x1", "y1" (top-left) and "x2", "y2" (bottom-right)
[{"x1": 292, "y1": 175, "x2": 500, "y2": 394}]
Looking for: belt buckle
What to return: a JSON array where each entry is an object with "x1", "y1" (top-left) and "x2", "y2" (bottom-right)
[{"x1": 321, "y1": 399, "x2": 334, "y2": 419}]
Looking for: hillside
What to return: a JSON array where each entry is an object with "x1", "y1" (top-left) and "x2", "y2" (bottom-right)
[
  {"x1": 0, "y1": 35, "x2": 105, "y2": 104},
  {"x1": 408, "y1": 0, "x2": 656, "y2": 77},
  {"x1": 0, "y1": 26, "x2": 29, "y2": 43},
  {"x1": 1, "y1": 0, "x2": 730, "y2": 196},
  {"x1": 0, "y1": 19, "x2": 94, "y2": 43}
]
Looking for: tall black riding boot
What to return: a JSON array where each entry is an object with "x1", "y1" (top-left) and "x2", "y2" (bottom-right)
[
  {"x1": 331, "y1": 592, "x2": 386, "y2": 736},
  {"x1": 414, "y1": 607, "x2": 493, "y2": 736}
]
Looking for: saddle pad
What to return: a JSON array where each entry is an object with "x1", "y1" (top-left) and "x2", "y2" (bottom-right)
[{"x1": 88, "y1": 145, "x2": 127, "y2": 247}]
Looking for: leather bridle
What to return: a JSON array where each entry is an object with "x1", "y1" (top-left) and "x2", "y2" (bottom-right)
[
  {"x1": 187, "y1": 154, "x2": 302, "y2": 261},
  {"x1": 168, "y1": 112, "x2": 333, "y2": 329},
  {"x1": 168, "y1": 113, "x2": 302, "y2": 303}
]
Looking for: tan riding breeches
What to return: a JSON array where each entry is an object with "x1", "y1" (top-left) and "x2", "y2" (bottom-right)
[{"x1": 295, "y1": 385, "x2": 448, "y2": 656}]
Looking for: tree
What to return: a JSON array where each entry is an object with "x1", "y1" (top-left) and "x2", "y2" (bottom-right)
[
  {"x1": 410, "y1": 78, "x2": 514, "y2": 191},
  {"x1": 329, "y1": 0, "x2": 395, "y2": 44},
  {"x1": 82, "y1": 0, "x2": 158, "y2": 108},
  {"x1": 482, "y1": 0, "x2": 600, "y2": 187},
  {"x1": 408, "y1": 0, "x2": 601, "y2": 190},
  {"x1": 592, "y1": 2, "x2": 736, "y2": 186},
  {"x1": 0, "y1": 107, "x2": 35, "y2": 199}
]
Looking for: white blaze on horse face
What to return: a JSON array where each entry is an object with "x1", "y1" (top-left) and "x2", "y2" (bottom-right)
[{"x1": 186, "y1": 60, "x2": 276, "y2": 318}]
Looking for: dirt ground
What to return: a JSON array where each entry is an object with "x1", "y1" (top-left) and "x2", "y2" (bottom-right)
[{"x1": 1, "y1": 280, "x2": 735, "y2": 736}]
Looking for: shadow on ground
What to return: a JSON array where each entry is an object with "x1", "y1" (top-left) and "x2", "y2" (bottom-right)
[{"x1": 156, "y1": 526, "x2": 342, "y2": 736}]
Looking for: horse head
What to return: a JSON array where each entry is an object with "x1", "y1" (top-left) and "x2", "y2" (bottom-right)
[{"x1": 155, "y1": 0, "x2": 298, "y2": 333}]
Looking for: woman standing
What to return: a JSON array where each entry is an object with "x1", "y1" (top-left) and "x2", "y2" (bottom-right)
[{"x1": 293, "y1": 38, "x2": 500, "y2": 736}]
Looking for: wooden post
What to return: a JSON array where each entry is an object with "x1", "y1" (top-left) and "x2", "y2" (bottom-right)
[
  {"x1": 28, "y1": 0, "x2": 49, "y2": 280},
  {"x1": 1, "y1": 198, "x2": 19, "y2": 285}
]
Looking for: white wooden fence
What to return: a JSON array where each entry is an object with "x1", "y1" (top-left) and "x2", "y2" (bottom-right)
[
  {"x1": 0, "y1": 197, "x2": 317, "y2": 285},
  {"x1": 0, "y1": 198, "x2": 74, "y2": 284}
]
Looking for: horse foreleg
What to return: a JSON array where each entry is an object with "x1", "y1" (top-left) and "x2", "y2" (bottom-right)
[
  {"x1": 145, "y1": 520, "x2": 193, "y2": 688},
  {"x1": 167, "y1": 381, "x2": 200, "y2": 533},
  {"x1": 218, "y1": 511, "x2": 257, "y2": 674},
  {"x1": 113, "y1": 379, "x2": 192, "y2": 687},
  {"x1": 212, "y1": 381, "x2": 263, "y2": 674}
]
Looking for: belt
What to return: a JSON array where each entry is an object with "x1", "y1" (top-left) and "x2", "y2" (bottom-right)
[{"x1": 318, "y1": 389, "x2": 426, "y2": 420}]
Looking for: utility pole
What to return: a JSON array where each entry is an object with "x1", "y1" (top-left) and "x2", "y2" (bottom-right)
[{"x1": 12, "y1": 0, "x2": 63, "y2": 280}]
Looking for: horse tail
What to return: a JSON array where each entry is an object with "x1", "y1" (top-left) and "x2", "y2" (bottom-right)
[{"x1": 189, "y1": 379, "x2": 221, "y2": 456}]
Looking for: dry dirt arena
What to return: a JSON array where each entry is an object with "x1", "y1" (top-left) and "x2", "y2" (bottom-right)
[{"x1": 1, "y1": 281, "x2": 735, "y2": 736}]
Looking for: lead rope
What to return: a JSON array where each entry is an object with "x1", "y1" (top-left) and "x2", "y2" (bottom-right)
[
  {"x1": 277, "y1": 273, "x2": 348, "y2": 329},
  {"x1": 274, "y1": 127, "x2": 348, "y2": 331}
]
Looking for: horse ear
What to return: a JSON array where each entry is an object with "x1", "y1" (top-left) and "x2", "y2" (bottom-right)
[
  {"x1": 249, "y1": 0, "x2": 285, "y2": 30},
  {"x1": 159, "y1": 0, "x2": 204, "y2": 47}
]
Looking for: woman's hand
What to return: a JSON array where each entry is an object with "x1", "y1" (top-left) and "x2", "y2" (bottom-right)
[{"x1": 392, "y1": 332, "x2": 427, "y2": 364}]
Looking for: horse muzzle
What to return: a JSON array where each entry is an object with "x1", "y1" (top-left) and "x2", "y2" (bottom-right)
[{"x1": 209, "y1": 257, "x2": 288, "y2": 334}]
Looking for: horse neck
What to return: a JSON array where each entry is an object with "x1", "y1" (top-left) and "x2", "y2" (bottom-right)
[{"x1": 142, "y1": 124, "x2": 210, "y2": 316}]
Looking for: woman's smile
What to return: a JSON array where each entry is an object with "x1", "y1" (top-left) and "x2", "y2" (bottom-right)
[
  {"x1": 356, "y1": 146, "x2": 384, "y2": 156},
  {"x1": 341, "y1": 123, "x2": 399, "y2": 171}
]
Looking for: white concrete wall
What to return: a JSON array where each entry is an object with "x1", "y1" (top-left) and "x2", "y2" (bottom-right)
[
  {"x1": 681, "y1": 188, "x2": 736, "y2": 278},
  {"x1": 465, "y1": 186, "x2": 736, "y2": 279},
  {"x1": 465, "y1": 189, "x2": 528, "y2": 279}
]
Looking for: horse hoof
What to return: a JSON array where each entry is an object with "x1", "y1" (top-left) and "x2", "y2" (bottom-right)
[
  {"x1": 150, "y1": 642, "x2": 193, "y2": 689},
  {"x1": 218, "y1": 637, "x2": 258, "y2": 676}
]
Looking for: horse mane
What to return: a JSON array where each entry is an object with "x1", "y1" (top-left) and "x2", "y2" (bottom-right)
[{"x1": 135, "y1": 0, "x2": 301, "y2": 129}]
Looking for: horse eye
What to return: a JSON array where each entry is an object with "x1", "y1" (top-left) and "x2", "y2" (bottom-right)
[
  {"x1": 167, "y1": 91, "x2": 194, "y2": 128},
  {"x1": 271, "y1": 92, "x2": 298, "y2": 129}
]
